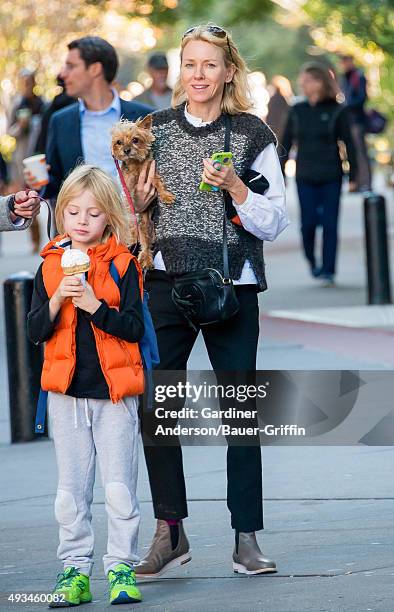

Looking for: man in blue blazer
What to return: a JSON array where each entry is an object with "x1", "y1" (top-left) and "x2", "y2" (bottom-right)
[{"x1": 26, "y1": 36, "x2": 152, "y2": 198}]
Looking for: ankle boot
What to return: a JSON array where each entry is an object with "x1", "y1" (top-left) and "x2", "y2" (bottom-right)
[
  {"x1": 135, "y1": 519, "x2": 191, "y2": 578},
  {"x1": 233, "y1": 531, "x2": 277, "y2": 575}
]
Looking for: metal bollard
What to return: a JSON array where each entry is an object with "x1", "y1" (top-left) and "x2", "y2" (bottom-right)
[
  {"x1": 364, "y1": 193, "x2": 392, "y2": 304},
  {"x1": 3, "y1": 272, "x2": 43, "y2": 442}
]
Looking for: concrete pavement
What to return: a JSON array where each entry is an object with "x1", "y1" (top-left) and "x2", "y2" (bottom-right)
[{"x1": 1, "y1": 442, "x2": 393, "y2": 611}]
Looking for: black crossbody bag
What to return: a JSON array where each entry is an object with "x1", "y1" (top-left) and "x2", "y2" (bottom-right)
[{"x1": 171, "y1": 115, "x2": 240, "y2": 330}]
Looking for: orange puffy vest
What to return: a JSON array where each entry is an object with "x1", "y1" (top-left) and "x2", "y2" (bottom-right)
[{"x1": 40, "y1": 234, "x2": 144, "y2": 403}]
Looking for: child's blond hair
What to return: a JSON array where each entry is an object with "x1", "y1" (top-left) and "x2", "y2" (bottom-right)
[{"x1": 55, "y1": 164, "x2": 132, "y2": 245}]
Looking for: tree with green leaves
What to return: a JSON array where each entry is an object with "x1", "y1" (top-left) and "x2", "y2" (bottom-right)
[{"x1": 304, "y1": 0, "x2": 394, "y2": 55}]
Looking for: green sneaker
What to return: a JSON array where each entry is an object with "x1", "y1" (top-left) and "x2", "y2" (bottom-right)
[
  {"x1": 49, "y1": 566, "x2": 92, "y2": 607},
  {"x1": 108, "y1": 563, "x2": 142, "y2": 605}
]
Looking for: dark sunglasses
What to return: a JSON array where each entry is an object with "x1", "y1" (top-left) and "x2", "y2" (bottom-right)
[{"x1": 182, "y1": 25, "x2": 235, "y2": 64}]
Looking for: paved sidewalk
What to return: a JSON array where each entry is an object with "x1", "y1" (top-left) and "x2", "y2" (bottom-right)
[{"x1": 1, "y1": 442, "x2": 394, "y2": 611}]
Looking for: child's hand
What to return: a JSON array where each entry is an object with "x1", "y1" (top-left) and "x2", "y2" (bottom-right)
[
  {"x1": 72, "y1": 282, "x2": 101, "y2": 315},
  {"x1": 49, "y1": 276, "x2": 84, "y2": 321},
  {"x1": 56, "y1": 276, "x2": 85, "y2": 301}
]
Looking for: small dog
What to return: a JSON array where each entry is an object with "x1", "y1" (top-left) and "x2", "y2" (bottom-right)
[{"x1": 111, "y1": 114, "x2": 175, "y2": 269}]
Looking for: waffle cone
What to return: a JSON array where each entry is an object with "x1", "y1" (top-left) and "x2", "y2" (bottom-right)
[{"x1": 62, "y1": 262, "x2": 90, "y2": 276}]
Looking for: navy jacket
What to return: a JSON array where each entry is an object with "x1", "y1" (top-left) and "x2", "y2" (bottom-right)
[
  {"x1": 44, "y1": 98, "x2": 152, "y2": 198},
  {"x1": 341, "y1": 69, "x2": 367, "y2": 125}
]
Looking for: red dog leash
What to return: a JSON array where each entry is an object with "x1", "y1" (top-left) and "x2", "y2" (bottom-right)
[{"x1": 113, "y1": 157, "x2": 140, "y2": 246}]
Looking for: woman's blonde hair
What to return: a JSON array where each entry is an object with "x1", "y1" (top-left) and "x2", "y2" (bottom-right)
[
  {"x1": 55, "y1": 164, "x2": 132, "y2": 245},
  {"x1": 172, "y1": 23, "x2": 253, "y2": 115}
]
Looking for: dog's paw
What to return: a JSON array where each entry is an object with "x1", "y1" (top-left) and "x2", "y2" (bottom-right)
[
  {"x1": 162, "y1": 191, "x2": 176, "y2": 204},
  {"x1": 138, "y1": 250, "x2": 155, "y2": 270}
]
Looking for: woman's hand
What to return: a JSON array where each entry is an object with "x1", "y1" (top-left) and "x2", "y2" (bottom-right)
[
  {"x1": 72, "y1": 282, "x2": 101, "y2": 315},
  {"x1": 17, "y1": 116, "x2": 30, "y2": 130},
  {"x1": 202, "y1": 159, "x2": 248, "y2": 205},
  {"x1": 133, "y1": 160, "x2": 157, "y2": 212},
  {"x1": 13, "y1": 190, "x2": 41, "y2": 220}
]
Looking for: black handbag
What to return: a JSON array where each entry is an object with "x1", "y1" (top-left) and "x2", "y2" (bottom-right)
[{"x1": 172, "y1": 115, "x2": 240, "y2": 330}]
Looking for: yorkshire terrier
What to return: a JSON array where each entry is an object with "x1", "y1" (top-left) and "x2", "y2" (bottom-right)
[{"x1": 111, "y1": 114, "x2": 175, "y2": 269}]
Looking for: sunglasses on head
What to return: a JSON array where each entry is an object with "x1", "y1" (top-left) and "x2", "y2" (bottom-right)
[{"x1": 182, "y1": 25, "x2": 235, "y2": 64}]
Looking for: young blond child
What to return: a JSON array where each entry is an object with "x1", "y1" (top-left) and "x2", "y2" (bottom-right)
[{"x1": 28, "y1": 165, "x2": 145, "y2": 606}]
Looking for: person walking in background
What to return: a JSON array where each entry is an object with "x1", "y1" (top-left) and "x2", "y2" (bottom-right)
[
  {"x1": 27, "y1": 165, "x2": 145, "y2": 606},
  {"x1": 339, "y1": 54, "x2": 372, "y2": 192},
  {"x1": 282, "y1": 62, "x2": 358, "y2": 286},
  {"x1": 133, "y1": 23, "x2": 287, "y2": 578},
  {"x1": 25, "y1": 37, "x2": 152, "y2": 199},
  {"x1": 135, "y1": 52, "x2": 173, "y2": 110},
  {"x1": 35, "y1": 75, "x2": 76, "y2": 154},
  {"x1": 266, "y1": 75, "x2": 293, "y2": 146},
  {"x1": 7, "y1": 69, "x2": 45, "y2": 251}
]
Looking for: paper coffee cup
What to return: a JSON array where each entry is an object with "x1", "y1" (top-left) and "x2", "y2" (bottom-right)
[
  {"x1": 22, "y1": 154, "x2": 49, "y2": 188},
  {"x1": 16, "y1": 108, "x2": 32, "y2": 120}
]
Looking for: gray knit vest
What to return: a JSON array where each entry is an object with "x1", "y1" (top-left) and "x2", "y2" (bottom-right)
[{"x1": 151, "y1": 104, "x2": 276, "y2": 291}]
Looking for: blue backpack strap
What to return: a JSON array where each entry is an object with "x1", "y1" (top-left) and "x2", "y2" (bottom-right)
[
  {"x1": 35, "y1": 389, "x2": 48, "y2": 434},
  {"x1": 140, "y1": 290, "x2": 160, "y2": 368},
  {"x1": 109, "y1": 259, "x2": 159, "y2": 411},
  {"x1": 139, "y1": 290, "x2": 160, "y2": 412},
  {"x1": 109, "y1": 260, "x2": 120, "y2": 285}
]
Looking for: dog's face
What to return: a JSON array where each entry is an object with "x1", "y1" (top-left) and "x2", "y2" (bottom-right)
[{"x1": 111, "y1": 114, "x2": 154, "y2": 162}]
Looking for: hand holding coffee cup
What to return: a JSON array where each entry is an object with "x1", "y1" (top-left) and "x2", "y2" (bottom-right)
[
  {"x1": 23, "y1": 154, "x2": 49, "y2": 190},
  {"x1": 16, "y1": 108, "x2": 32, "y2": 129}
]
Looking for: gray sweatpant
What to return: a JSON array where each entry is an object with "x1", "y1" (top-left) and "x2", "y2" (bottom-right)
[{"x1": 48, "y1": 392, "x2": 140, "y2": 576}]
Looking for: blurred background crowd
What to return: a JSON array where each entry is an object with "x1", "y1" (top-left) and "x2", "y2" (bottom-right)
[{"x1": 0, "y1": 0, "x2": 393, "y2": 254}]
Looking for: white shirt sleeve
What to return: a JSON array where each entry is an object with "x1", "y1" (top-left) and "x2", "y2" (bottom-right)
[{"x1": 232, "y1": 142, "x2": 289, "y2": 241}]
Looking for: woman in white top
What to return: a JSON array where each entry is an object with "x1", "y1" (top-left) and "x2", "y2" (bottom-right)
[{"x1": 133, "y1": 23, "x2": 288, "y2": 579}]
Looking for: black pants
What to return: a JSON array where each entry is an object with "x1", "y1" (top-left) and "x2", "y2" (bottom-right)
[{"x1": 142, "y1": 270, "x2": 264, "y2": 533}]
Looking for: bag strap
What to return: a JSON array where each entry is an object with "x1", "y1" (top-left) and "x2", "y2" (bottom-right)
[
  {"x1": 35, "y1": 388, "x2": 48, "y2": 434},
  {"x1": 109, "y1": 260, "x2": 121, "y2": 285},
  {"x1": 222, "y1": 115, "x2": 232, "y2": 280}
]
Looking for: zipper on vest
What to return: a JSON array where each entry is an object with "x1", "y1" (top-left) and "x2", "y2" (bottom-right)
[
  {"x1": 119, "y1": 340, "x2": 138, "y2": 375},
  {"x1": 64, "y1": 306, "x2": 78, "y2": 392}
]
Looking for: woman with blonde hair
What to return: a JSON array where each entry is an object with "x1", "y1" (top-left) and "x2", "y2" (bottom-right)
[{"x1": 133, "y1": 24, "x2": 288, "y2": 577}]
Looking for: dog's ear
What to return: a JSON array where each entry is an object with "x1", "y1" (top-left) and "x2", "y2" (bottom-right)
[{"x1": 137, "y1": 114, "x2": 153, "y2": 130}]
